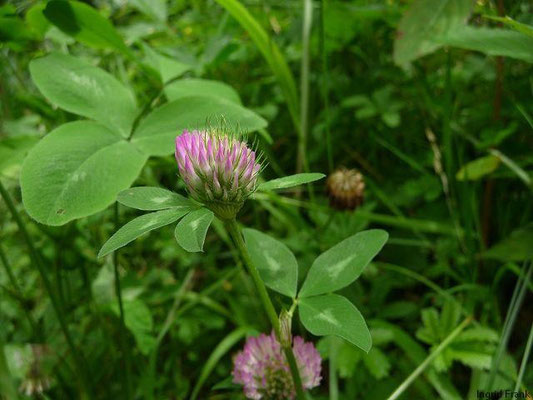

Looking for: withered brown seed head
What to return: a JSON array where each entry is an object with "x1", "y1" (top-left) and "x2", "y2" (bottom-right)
[{"x1": 326, "y1": 167, "x2": 365, "y2": 210}]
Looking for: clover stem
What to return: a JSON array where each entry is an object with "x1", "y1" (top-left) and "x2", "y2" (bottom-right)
[
  {"x1": 0, "y1": 180, "x2": 92, "y2": 397},
  {"x1": 113, "y1": 202, "x2": 132, "y2": 400},
  {"x1": 225, "y1": 219, "x2": 305, "y2": 400}
]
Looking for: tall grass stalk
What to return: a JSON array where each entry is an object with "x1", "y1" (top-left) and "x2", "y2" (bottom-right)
[
  {"x1": 329, "y1": 337, "x2": 340, "y2": 400},
  {"x1": 297, "y1": 0, "x2": 313, "y2": 173},
  {"x1": 487, "y1": 261, "x2": 532, "y2": 390},
  {"x1": 386, "y1": 316, "x2": 473, "y2": 400},
  {"x1": 319, "y1": 0, "x2": 333, "y2": 172},
  {"x1": 514, "y1": 322, "x2": 533, "y2": 392}
]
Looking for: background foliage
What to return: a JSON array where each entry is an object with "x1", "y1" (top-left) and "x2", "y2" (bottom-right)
[{"x1": 0, "y1": 0, "x2": 532, "y2": 399}]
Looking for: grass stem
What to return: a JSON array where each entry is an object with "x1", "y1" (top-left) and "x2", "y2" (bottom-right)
[{"x1": 387, "y1": 316, "x2": 472, "y2": 400}]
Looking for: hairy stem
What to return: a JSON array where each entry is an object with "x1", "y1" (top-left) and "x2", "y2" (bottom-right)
[
  {"x1": 225, "y1": 219, "x2": 305, "y2": 400},
  {"x1": 113, "y1": 203, "x2": 132, "y2": 400}
]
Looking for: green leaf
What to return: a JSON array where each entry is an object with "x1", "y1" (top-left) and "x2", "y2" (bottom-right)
[
  {"x1": 164, "y1": 78, "x2": 241, "y2": 104},
  {"x1": 447, "y1": 347, "x2": 493, "y2": 369},
  {"x1": 174, "y1": 208, "x2": 214, "y2": 252},
  {"x1": 482, "y1": 223, "x2": 533, "y2": 261},
  {"x1": 142, "y1": 43, "x2": 191, "y2": 83},
  {"x1": 439, "y1": 301, "x2": 461, "y2": 336},
  {"x1": 117, "y1": 186, "x2": 195, "y2": 211},
  {"x1": 299, "y1": 230, "x2": 388, "y2": 298},
  {"x1": 419, "y1": 308, "x2": 442, "y2": 342},
  {"x1": 299, "y1": 294, "x2": 372, "y2": 352},
  {"x1": 435, "y1": 26, "x2": 533, "y2": 63},
  {"x1": 243, "y1": 228, "x2": 298, "y2": 298},
  {"x1": 382, "y1": 112, "x2": 400, "y2": 128},
  {"x1": 110, "y1": 299, "x2": 156, "y2": 355},
  {"x1": 455, "y1": 327, "x2": 499, "y2": 343},
  {"x1": 21, "y1": 121, "x2": 147, "y2": 226},
  {"x1": 98, "y1": 208, "x2": 188, "y2": 258},
  {"x1": 335, "y1": 339, "x2": 362, "y2": 378},
  {"x1": 129, "y1": 0, "x2": 167, "y2": 22},
  {"x1": 363, "y1": 347, "x2": 391, "y2": 379},
  {"x1": 25, "y1": 2, "x2": 50, "y2": 39},
  {"x1": 29, "y1": 53, "x2": 137, "y2": 137},
  {"x1": 131, "y1": 96, "x2": 267, "y2": 156},
  {"x1": 43, "y1": 1, "x2": 132, "y2": 57},
  {"x1": 393, "y1": 0, "x2": 472, "y2": 68},
  {"x1": 258, "y1": 173, "x2": 325, "y2": 191}
]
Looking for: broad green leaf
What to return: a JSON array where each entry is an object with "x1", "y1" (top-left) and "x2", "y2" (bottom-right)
[
  {"x1": 142, "y1": 43, "x2": 191, "y2": 83},
  {"x1": 21, "y1": 121, "x2": 147, "y2": 226},
  {"x1": 164, "y1": 78, "x2": 241, "y2": 104},
  {"x1": 393, "y1": 0, "x2": 472, "y2": 68},
  {"x1": 258, "y1": 173, "x2": 325, "y2": 191},
  {"x1": 131, "y1": 96, "x2": 267, "y2": 156},
  {"x1": 117, "y1": 186, "x2": 194, "y2": 211},
  {"x1": 98, "y1": 208, "x2": 188, "y2": 257},
  {"x1": 482, "y1": 223, "x2": 533, "y2": 261},
  {"x1": 25, "y1": 2, "x2": 50, "y2": 38},
  {"x1": 110, "y1": 299, "x2": 156, "y2": 355},
  {"x1": 299, "y1": 230, "x2": 388, "y2": 298},
  {"x1": 130, "y1": 0, "x2": 167, "y2": 22},
  {"x1": 174, "y1": 208, "x2": 214, "y2": 252},
  {"x1": 29, "y1": 53, "x2": 137, "y2": 137},
  {"x1": 435, "y1": 26, "x2": 533, "y2": 63},
  {"x1": 43, "y1": 1, "x2": 132, "y2": 57},
  {"x1": 299, "y1": 294, "x2": 372, "y2": 352},
  {"x1": 243, "y1": 228, "x2": 298, "y2": 298},
  {"x1": 213, "y1": 0, "x2": 300, "y2": 130}
]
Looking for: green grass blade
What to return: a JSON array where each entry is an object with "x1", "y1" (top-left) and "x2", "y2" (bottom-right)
[
  {"x1": 190, "y1": 326, "x2": 253, "y2": 400},
  {"x1": 514, "y1": 322, "x2": 533, "y2": 392},
  {"x1": 386, "y1": 316, "x2": 473, "y2": 400},
  {"x1": 214, "y1": 0, "x2": 300, "y2": 133}
]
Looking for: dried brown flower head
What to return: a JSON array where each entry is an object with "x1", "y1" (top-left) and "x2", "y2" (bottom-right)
[{"x1": 326, "y1": 167, "x2": 365, "y2": 210}]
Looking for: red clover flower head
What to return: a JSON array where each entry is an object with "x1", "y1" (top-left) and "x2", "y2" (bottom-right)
[
  {"x1": 233, "y1": 332, "x2": 322, "y2": 400},
  {"x1": 175, "y1": 129, "x2": 261, "y2": 219}
]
